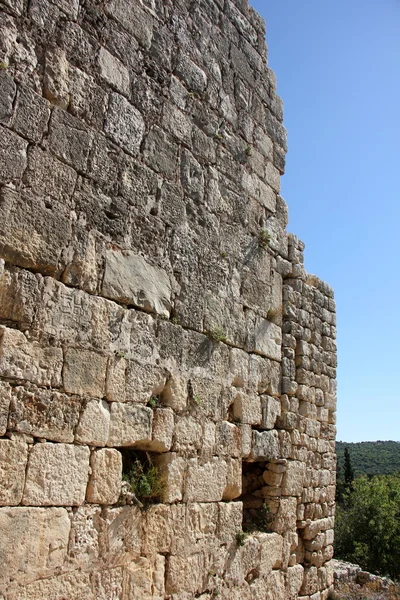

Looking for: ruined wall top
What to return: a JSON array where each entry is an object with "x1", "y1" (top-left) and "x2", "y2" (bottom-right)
[{"x1": 0, "y1": 0, "x2": 337, "y2": 597}]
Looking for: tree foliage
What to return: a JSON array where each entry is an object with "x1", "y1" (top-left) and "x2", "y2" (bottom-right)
[
  {"x1": 336, "y1": 441, "x2": 400, "y2": 477},
  {"x1": 335, "y1": 474, "x2": 400, "y2": 579}
]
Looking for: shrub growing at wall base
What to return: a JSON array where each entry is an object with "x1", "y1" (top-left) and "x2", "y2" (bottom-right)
[{"x1": 335, "y1": 474, "x2": 400, "y2": 579}]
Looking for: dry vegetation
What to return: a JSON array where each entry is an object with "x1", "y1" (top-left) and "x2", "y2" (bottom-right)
[{"x1": 332, "y1": 580, "x2": 400, "y2": 600}]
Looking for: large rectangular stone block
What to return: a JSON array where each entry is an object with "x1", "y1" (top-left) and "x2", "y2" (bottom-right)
[
  {"x1": 86, "y1": 448, "x2": 122, "y2": 505},
  {"x1": 104, "y1": 93, "x2": 145, "y2": 156},
  {"x1": 0, "y1": 507, "x2": 70, "y2": 587},
  {"x1": 0, "y1": 327, "x2": 63, "y2": 387},
  {"x1": 184, "y1": 458, "x2": 228, "y2": 502},
  {"x1": 0, "y1": 126, "x2": 28, "y2": 185},
  {"x1": 107, "y1": 403, "x2": 153, "y2": 447},
  {"x1": 23, "y1": 443, "x2": 90, "y2": 506},
  {"x1": 63, "y1": 347, "x2": 108, "y2": 398},
  {"x1": 102, "y1": 249, "x2": 172, "y2": 317}
]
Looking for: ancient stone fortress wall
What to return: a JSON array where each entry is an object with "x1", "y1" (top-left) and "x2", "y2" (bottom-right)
[{"x1": 0, "y1": 0, "x2": 337, "y2": 598}]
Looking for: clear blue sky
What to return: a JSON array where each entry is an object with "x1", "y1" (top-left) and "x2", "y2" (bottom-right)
[{"x1": 251, "y1": 0, "x2": 400, "y2": 442}]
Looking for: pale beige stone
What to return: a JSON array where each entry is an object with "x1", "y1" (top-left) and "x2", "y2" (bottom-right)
[
  {"x1": 166, "y1": 554, "x2": 204, "y2": 594},
  {"x1": 216, "y1": 421, "x2": 241, "y2": 457},
  {"x1": 232, "y1": 392, "x2": 262, "y2": 426},
  {"x1": 300, "y1": 566, "x2": 319, "y2": 596},
  {"x1": 23, "y1": 443, "x2": 90, "y2": 506},
  {"x1": 68, "y1": 505, "x2": 101, "y2": 570},
  {"x1": 98, "y1": 46, "x2": 129, "y2": 95},
  {"x1": 101, "y1": 505, "x2": 142, "y2": 563},
  {"x1": 263, "y1": 469, "x2": 283, "y2": 487},
  {"x1": 75, "y1": 399, "x2": 110, "y2": 446},
  {"x1": 143, "y1": 504, "x2": 186, "y2": 556},
  {"x1": 287, "y1": 564, "x2": 305, "y2": 599},
  {"x1": 0, "y1": 438, "x2": 28, "y2": 505},
  {"x1": 218, "y1": 501, "x2": 243, "y2": 544},
  {"x1": 0, "y1": 380, "x2": 11, "y2": 435},
  {"x1": 63, "y1": 347, "x2": 108, "y2": 398},
  {"x1": 125, "y1": 361, "x2": 168, "y2": 404},
  {"x1": 272, "y1": 497, "x2": 298, "y2": 534},
  {"x1": 0, "y1": 327, "x2": 63, "y2": 387},
  {"x1": 249, "y1": 317, "x2": 282, "y2": 361},
  {"x1": 282, "y1": 461, "x2": 306, "y2": 496},
  {"x1": 107, "y1": 403, "x2": 153, "y2": 447},
  {"x1": 102, "y1": 250, "x2": 171, "y2": 317},
  {"x1": 184, "y1": 458, "x2": 228, "y2": 502},
  {"x1": 44, "y1": 46, "x2": 70, "y2": 108},
  {"x1": 223, "y1": 458, "x2": 242, "y2": 500},
  {"x1": 256, "y1": 532, "x2": 283, "y2": 574},
  {"x1": 86, "y1": 448, "x2": 122, "y2": 504},
  {"x1": 173, "y1": 415, "x2": 202, "y2": 453},
  {"x1": 92, "y1": 568, "x2": 124, "y2": 600},
  {"x1": 105, "y1": 357, "x2": 127, "y2": 402},
  {"x1": 251, "y1": 430, "x2": 280, "y2": 461},
  {"x1": 261, "y1": 395, "x2": 281, "y2": 429},
  {"x1": 0, "y1": 507, "x2": 70, "y2": 586},
  {"x1": 8, "y1": 571, "x2": 95, "y2": 600},
  {"x1": 153, "y1": 452, "x2": 186, "y2": 503},
  {"x1": 125, "y1": 556, "x2": 153, "y2": 600},
  {"x1": 149, "y1": 407, "x2": 174, "y2": 452},
  {"x1": 162, "y1": 374, "x2": 188, "y2": 412}
]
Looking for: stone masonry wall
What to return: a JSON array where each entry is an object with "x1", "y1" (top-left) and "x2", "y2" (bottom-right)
[{"x1": 0, "y1": 0, "x2": 337, "y2": 598}]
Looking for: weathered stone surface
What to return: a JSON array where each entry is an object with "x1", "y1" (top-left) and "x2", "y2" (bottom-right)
[
  {"x1": 0, "y1": 127, "x2": 28, "y2": 184},
  {"x1": 87, "y1": 448, "x2": 122, "y2": 505},
  {"x1": 184, "y1": 458, "x2": 227, "y2": 502},
  {"x1": 282, "y1": 460, "x2": 306, "y2": 496},
  {"x1": 256, "y1": 532, "x2": 283, "y2": 575},
  {"x1": 0, "y1": 438, "x2": 28, "y2": 506},
  {"x1": 248, "y1": 317, "x2": 282, "y2": 361},
  {"x1": 153, "y1": 452, "x2": 186, "y2": 503},
  {"x1": 13, "y1": 85, "x2": 50, "y2": 142},
  {"x1": 75, "y1": 399, "x2": 110, "y2": 446},
  {"x1": 102, "y1": 249, "x2": 172, "y2": 317},
  {"x1": 0, "y1": 507, "x2": 70, "y2": 587},
  {"x1": 149, "y1": 407, "x2": 174, "y2": 452},
  {"x1": 0, "y1": 72, "x2": 16, "y2": 125},
  {"x1": 261, "y1": 395, "x2": 281, "y2": 429},
  {"x1": 23, "y1": 443, "x2": 90, "y2": 506},
  {"x1": 250, "y1": 430, "x2": 280, "y2": 461},
  {"x1": 0, "y1": 327, "x2": 63, "y2": 387},
  {"x1": 49, "y1": 108, "x2": 93, "y2": 172},
  {"x1": 232, "y1": 392, "x2": 262, "y2": 426},
  {"x1": 98, "y1": 46, "x2": 129, "y2": 95},
  {"x1": 287, "y1": 564, "x2": 305, "y2": 599},
  {"x1": 107, "y1": 403, "x2": 153, "y2": 447},
  {"x1": 63, "y1": 348, "x2": 107, "y2": 398},
  {"x1": 0, "y1": 380, "x2": 11, "y2": 435},
  {"x1": 104, "y1": 93, "x2": 145, "y2": 156},
  {"x1": 9, "y1": 385, "x2": 80, "y2": 443}
]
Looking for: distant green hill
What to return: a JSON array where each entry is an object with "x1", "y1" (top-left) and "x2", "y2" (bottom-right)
[{"x1": 336, "y1": 440, "x2": 400, "y2": 476}]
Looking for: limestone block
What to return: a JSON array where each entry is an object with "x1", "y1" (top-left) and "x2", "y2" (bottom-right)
[
  {"x1": 0, "y1": 72, "x2": 16, "y2": 125},
  {"x1": 0, "y1": 507, "x2": 70, "y2": 586},
  {"x1": 105, "y1": 0, "x2": 153, "y2": 49},
  {"x1": 105, "y1": 93, "x2": 145, "y2": 156},
  {"x1": 250, "y1": 430, "x2": 280, "y2": 461},
  {"x1": 0, "y1": 438, "x2": 28, "y2": 506},
  {"x1": 223, "y1": 458, "x2": 242, "y2": 500},
  {"x1": 125, "y1": 361, "x2": 169, "y2": 404},
  {"x1": 261, "y1": 395, "x2": 281, "y2": 429},
  {"x1": 49, "y1": 108, "x2": 93, "y2": 172},
  {"x1": 226, "y1": 535, "x2": 261, "y2": 586},
  {"x1": 125, "y1": 556, "x2": 153, "y2": 600},
  {"x1": 98, "y1": 46, "x2": 129, "y2": 94},
  {"x1": 92, "y1": 568, "x2": 124, "y2": 600},
  {"x1": 143, "y1": 126, "x2": 179, "y2": 175},
  {"x1": 68, "y1": 505, "x2": 101, "y2": 570},
  {"x1": 184, "y1": 458, "x2": 228, "y2": 502},
  {"x1": 143, "y1": 504, "x2": 186, "y2": 556},
  {"x1": 232, "y1": 392, "x2": 262, "y2": 426},
  {"x1": 43, "y1": 46, "x2": 69, "y2": 108},
  {"x1": 162, "y1": 374, "x2": 188, "y2": 412},
  {"x1": 23, "y1": 443, "x2": 90, "y2": 506},
  {"x1": 102, "y1": 249, "x2": 171, "y2": 317},
  {"x1": 0, "y1": 327, "x2": 63, "y2": 387},
  {"x1": 218, "y1": 501, "x2": 243, "y2": 544},
  {"x1": 13, "y1": 85, "x2": 51, "y2": 142},
  {"x1": 9, "y1": 385, "x2": 80, "y2": 443},
  {"x1": 256, "y1": 532, "x2": 283, "y2": 575},
  {"x1": 175, "y1": 55, "x2": 207, "y2": 93},
  {"x1": 181, "y1": 149, "x2": 204, "y2": 201},
  {"x1": 107, "y1": 403, "x2": 153, "y2": 447},
  {"x1": 0, "y1": 380, "x2": 11, "y2": 435},
  {"x1": 173, "y1": 416, "x2": 202, "y2": 454},
  {"x1": 300, "y1": 566, "x2": 319, "y2": 596},
  {"x1": 286, "y1": 564, "x2": 305, "y2": 599},
  {"x1": 248, "y1": 317, "x2": 282, "y2": 361},
  {"x1": 105, "y1": 357, "x2": 126, "y2": 402},
  {"x1": 75, "y1": 399, "x2": 110, "y2": 446},
  {"x1": 153, "y1": 453, "x2": 186, "y2": 503},
  {"x1": 87, "y1": 448, "x2": 122, "y2": 504},
  {"x1": 24, "y1": 146, "x2": 77, "y2": 205},
  {"x1": 272, "y1": 497, "x2": 298, "y2": 534},
  {"x1": 282, "y1": 461, "x2": 306, "y2": 497},
  {"x1": 166, "y1": 554, "x2": 204, "y2": 595},
  {"x1": 10, "y1": 570, "x2": 95, "y2": 600},
  {"x1": 240, "y1": 423, "x2": 252, "y2": 458},
  {"x1": 216, "y1": 421, "x2": 241, "y2": 457},
  {"x1": 0, "y1": 127, "x2": 28, "y2": 185},
  {"x1": 262, "y1": 468, "x2": 283, "y2": 487},
  {"x1": 63, "y1": 347, "x2": 107, "y2": 398},
  {"x1": 100, "y1": 505, "x2": 142, "y2": 562},
  {"x1": 149, "y1": 407, "x2": 174, "y2": 452}
]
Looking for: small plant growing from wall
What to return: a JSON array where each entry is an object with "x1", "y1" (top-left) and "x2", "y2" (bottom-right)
[
  {"x1": 259, "y1": 229, "x2": 271, "y2": 249},
  {"x1": 208, "y1": 326, "x2": 227, "y2": 342},
  {"x1": 147, "y1": 396, "x2": 161, "y2": 409},
  {"x1": 121, "y1": 451, "x2": 165, "y2": 507},
  {"x1": 243, "y1": 501, "x2": 274, "y2": 534},
  {"x1": 235, "y1": 530, "x2": 248, "y2": 546}
]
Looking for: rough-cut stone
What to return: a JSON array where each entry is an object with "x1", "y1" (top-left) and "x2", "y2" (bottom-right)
[
  {"x1": 149, "y1": 407, "x2": 174, "y2": 452},
  {"x1": 75, "y1": 399, "x2": 110, "y2": 446},
  {"x1": 98, "y1": 46, "x2": 129, "y2": 95},
  {"x1": 23, "y1": 443, "x2": 90, "y2": 506},
  {"x1": 104, "y1": 93, "x2": 145, "y2": 156},
  {"x1": 0, "y1": 127, "x2": 28, "y2": 184},
  {"x1": 0, "y1": 72, "x2": 16, "y2": 125},
  {"x1": 184, "y1": 458, "x2": 228, "y2": 502},
  {"x1": 102, "y1": 249, "x2": 172, "y2": 317},
  {"x1": 249, "y1": 317, "x2": 282, "y2": 361},
  {"x1": 107, "y1": 403, "x2": 153, "y2": 447},
  {"x1": 153, "y1": 453, "x2": 186, "y2": 503},
  {"x1": 0, "y1": 380, "x2": 11, "y2": 435},
  {"x1": 0, "y1": 327, "x2": 63, "y2": 387},
  {"x1": 0, "y1": 507, "x2": 70, "y2": 587},
  {"x1": 9, "y1": 385, "x2": 80, "y2": 443},
  {"x1": 63, "y1": 348, "x2": 108, "y2": 398},
  {"x1": 282, "y1": 460, "x2": 306, "y2": 496},
  {"x1": 0, "y1": 438, "x2": 28, "y2": 506},
  {"x1": 251, "y1": 430, "x2": 280, "y2": 461},
  {"x1": 49, "y1": 108, "x2": 93, "y2": 172},
  {"x1": 87, "y1": 448, "x2": 122, "y2": 505},
  {"x1": 256, "y1": 532, "x2": 283, "y2": 575}
]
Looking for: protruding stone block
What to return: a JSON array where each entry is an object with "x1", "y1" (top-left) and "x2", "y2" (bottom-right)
[
  {"x1": 153, "y1": 453, "x2": 186, "y2": 503},
  {"x1": 63, "y1": 348, "x2": 108, "y2": 398},
  {"x1": 23, "y1": 443, "x2": 90, "y2": 506},
  {"x1": 102, "y1": 249, "x2": 171, "y2": 318},
  {"x1": 104, "y1": 93, "x2": 145, "y2": 156},
  {"x1": 87, "y1": 448, "x2": 122, "y2": 505},
  {"x1": 75, "y1": 399, "x2": 110, "y2": 446},
  {"x1": 149, "y1": 407, "x2": 174, "y2": 452},
  {"x1": 256, "y1": 532, "x2": 283, "y2": 575},
  {"x1": 184, "y1": 458, "x2": 227, "y2": 502},
  {"x1": 248, "y1": 317, "x2": 282, "y2": 361},
  {"x1": 282, "y1": 461, "x2": 306, "y2": 496},
  {"x1": 250, "y1": 430, "x2": 280, "y2": 461}
]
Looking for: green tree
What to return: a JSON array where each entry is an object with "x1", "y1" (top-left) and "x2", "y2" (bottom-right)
[
  {"x1": 344, "y1": 446, "x2": 354, "y2": 490},
  {"x1": 335, "y1": 474, "x2": 400, "y2": 579}
]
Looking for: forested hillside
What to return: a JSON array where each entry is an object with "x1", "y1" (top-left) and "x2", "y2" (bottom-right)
[{"x1": 336, "y1": 440, "x2": 400, "y2": 476}]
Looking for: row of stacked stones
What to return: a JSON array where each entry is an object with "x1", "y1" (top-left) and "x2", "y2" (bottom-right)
[{"x1": 0, "y1": 0, "x2": 337, "y2": 597}]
